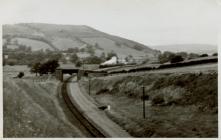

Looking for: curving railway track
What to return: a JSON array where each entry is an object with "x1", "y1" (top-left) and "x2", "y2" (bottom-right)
[{"x1": 61, "y1": 77, "x2": 105, "y2": 138}]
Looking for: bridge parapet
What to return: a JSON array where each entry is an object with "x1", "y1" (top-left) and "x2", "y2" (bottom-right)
[{"x1": 55, "y1": 67, "x2": 108, "y2": 81}]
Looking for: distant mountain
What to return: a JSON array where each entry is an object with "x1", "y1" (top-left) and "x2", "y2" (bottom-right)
[
  {"x1": 3, "y1": 23, "x2": 160, "y2": 60},
  {"x1": 151, "y1": 44, "x2": 217, "y2": 55}
]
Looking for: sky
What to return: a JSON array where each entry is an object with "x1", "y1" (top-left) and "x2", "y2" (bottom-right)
[{"x1": 0, "y1": 0, "x2": 220, "y2": 50}]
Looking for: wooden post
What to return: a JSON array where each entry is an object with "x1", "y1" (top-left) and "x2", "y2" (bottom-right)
[
  {"x1": 88, "y1": 77, "x2": 91, "y2": 95},
  {"x1": 60, "y1": 70, "x2": 63, "y2": 82},
  {"x1": 143, "y1": 86, "x2": 145, "y2": 119}
]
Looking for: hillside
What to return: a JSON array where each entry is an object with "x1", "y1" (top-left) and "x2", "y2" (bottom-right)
[
  {"x1": 3, "y1": 23, "x2": 160, "y2": 59},
  {"x1": 3, "y1": 65, "x2": 92, "y2": 137},
  {"x1": 79, "y1": 70, "x2": 218, "y2": 137},
  {"x1": 152, "y1": 44, "x2": 217, "y2": 55}
]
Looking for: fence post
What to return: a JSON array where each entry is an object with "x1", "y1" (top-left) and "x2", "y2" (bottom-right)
[
  {"x1": 143, "y1": 86, "x2": 145, "y2": 118},
  {"x1": 88, "y1": 77, "x2": 91, "y2": 95}
]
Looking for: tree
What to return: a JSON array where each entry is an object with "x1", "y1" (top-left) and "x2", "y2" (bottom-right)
[
  {"x1": 48, "y1": 53, "x2": 62, "y2": 60},
  {"x1": 141, "y1": 58, "x2": 150, "y2": 64},
  {"x1": 18, "y1": 44, "x2": 27, "y2": 51},
  {"x1": 125, "y1": 55, "x2": 134, "y2": 63},
  {"x1": 75, "y1": 60, "x2": 82, "y2": 67},
  {"x1": 176, "y1": 52, "x2": 188, "y2": 59},
  {"x1": 3, "y1": 58, "x2": 6, "y2": 66},
  {"x1": 86, "y1": 46, "x2": 95, "y2": 56},
  {"x1": 106, "y1": 50, "x2": 118, "y2": 60},
  {"x1": 39, "y1": 63, "x2": 48, "y2": 75},
  {"x1": 45, "y1": 48, "x2": 52, "y2": 54},
  {"x1": 212, "y1": 53, "x2": 218, "y2": 56},
  {"x1": 84, "y1": 56, "x2": 103, "y2": 64},
  {"x1": 30, "y1": 62, "x2": 41, "y2": 76},
  {"x1": 6, "y1": 38, "x2": 11, "y2": 44},
  {"x1": 7, "y1": 59, "x2": 17, "y2": 66},
  {"x1": 45, "y1": 60, "x2": 60, "y2": 74},
  {"x1": 3, "y1": 43, "x2": 7, "y2": 50},
  {"x1": 26, "y1": 46, "x2": 32, "y2": 52},
  {"x1": 188, "y1": 53, "x2": 200, "y2": 59},
  {"x1": 70, "y1": 53, "x2": 79, "y2": 64},
  {"x1": 94, "y1": 43, "x2": 102, "y2": 49},
  {"x1": 170, "y1": 55, "x2": 184, "y2": 63},
  {"x1": 66, "y1": 47, "x2": 79, "y2": 53},
  {"x1": 17, "y1": 72, "x2": 24, "y2": 78},
  {"x1": 100, "y1": 52, "x2": 106, "y2": 61},
  {"x1": 31, "y1": 60, "x2": 59, "y2": 76},
  {"x1": 80, "y1": 48, "x2": 86, "y2": 52},
  {"x1": 158, "y1": 51, "x2": 175, "y2": 64},
  {"x1": 200, "y1": 54, "x2": 208, "y2": 57}
]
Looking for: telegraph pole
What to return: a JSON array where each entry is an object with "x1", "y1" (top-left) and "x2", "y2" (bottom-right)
[
  {"x1": 142, "y1": 86, "x2": 145, "y2": 118},
  {"x1": 88, "y1": 76, "x2": 91, "y2": 95}
]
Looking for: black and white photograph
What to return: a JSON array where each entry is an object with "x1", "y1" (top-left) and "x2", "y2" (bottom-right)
[{"x1": 1, "y1": 0, "x2": 220, "y2": 138}]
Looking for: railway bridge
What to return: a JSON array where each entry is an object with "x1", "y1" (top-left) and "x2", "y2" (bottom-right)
[{"x1": 55, "y1": 66, "x2": 107, "y2": 81}]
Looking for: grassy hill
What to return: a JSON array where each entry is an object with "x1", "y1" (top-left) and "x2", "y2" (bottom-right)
[
  {"x1": 79, "y1": 70, "x2": 218, "y2": 137},
  {"x1": 152, "y1": 44, "x2": 217, "y2": 55},
  {"x1": 3, "y1": 23, "x2": 160, "y2": 59}
]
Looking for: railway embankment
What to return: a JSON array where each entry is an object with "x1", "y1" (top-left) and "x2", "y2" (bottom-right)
[
  {"x1": 65, "y1": 77, "x2": 131, "y2": 137},
  {"x1": 79, "y1": 71, "x2": 218, "y2": 137}
]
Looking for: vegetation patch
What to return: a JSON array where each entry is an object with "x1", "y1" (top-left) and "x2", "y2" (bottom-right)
[{"x1": 80, "y1": 72, "x2": 218, "y2": 137}]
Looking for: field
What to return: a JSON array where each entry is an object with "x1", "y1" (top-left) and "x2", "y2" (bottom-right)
[
  {"x1": 105, "y1": 63, "x2": 217, "y2": 78},
  {"x1": 79, "y1": 65, "x2": 218, "y2": 137},
  {"x1": 3, "y1": 65, "x2": 89, "y2": 137},
  {"x1": 3, "y1": 23, "x2": 159, "y2": 59}
]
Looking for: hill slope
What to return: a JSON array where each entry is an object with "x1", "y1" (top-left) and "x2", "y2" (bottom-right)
[
  {"x1": 152, "y1": 44, "x2": 217, "y2": 55},
  {"x1": 3, "y1": 23, "x2": 160, "y2": 59}
]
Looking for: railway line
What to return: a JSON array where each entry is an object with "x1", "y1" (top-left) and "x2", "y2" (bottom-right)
[
  {"x1": 96, "y1": 56, "x2": 218, "y2": 75},
  {"x1": 59, "y1": 56, "x2": 217, "y2": 138},
  {"x1": 61, "y1": 77, "x2": 105, "y2": 137}
]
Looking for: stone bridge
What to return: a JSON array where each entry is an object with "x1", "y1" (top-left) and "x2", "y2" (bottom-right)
[{"x1": 55, "y1": 67, "x2": 107, "y2": 81}]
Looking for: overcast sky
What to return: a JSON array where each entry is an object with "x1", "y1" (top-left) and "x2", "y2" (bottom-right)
[{"x1": 0, "y1": 0, "x2": 220, "y2": 50}]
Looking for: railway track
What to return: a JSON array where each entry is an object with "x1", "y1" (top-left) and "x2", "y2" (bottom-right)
[{"x1": 61, "y1": 77, "x2": 105, "y2": 138}]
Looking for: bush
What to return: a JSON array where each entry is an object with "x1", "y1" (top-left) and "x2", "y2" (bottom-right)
[
  {"x1": 7, "y1": 59, "x2": 17, "y2": 66},
  {"x1": 200, "y1": 54, "x2": 208, "y2": 57},
  {"x1": 17, "y1": 72, "x2": 24, "y2": 78},
  {"x1": 158, "y1": 51, "x2": 176, "y2": 64},
  {"x1": 106, "y1": 50, "x2": 118, "y2": 60},
  {"x1": 151, "y1": 86, "x2": 185, "y2": 106},
  {"x1": 83, "y1": 56, "x2": 103, "y2": 64},
  {"x1": 70, "y1": 53, "x2": 79, "y2": 64},
  {"x1": 212, "y1": 53, "x2": 218, "y2": 56},
  {"x1": 30, "y1": 60, "x2": 59, "y2": 75},
  {"x1": 188, "y1": 53, "x2": 200, "y2": 59},
  {"x1": 170, "y1": 55, "x2": 184, "y2": 63},
  {"x1": 76, "y1": 61, "x2": 82, "y2": 67},
  {"x1": 152, "y1": 95, "x2": 164, "y2": 105}
]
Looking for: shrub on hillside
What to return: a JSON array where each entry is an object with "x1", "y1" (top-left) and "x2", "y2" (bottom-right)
[
  {"x1": 30, "y1": 60, "x2": 59, "y2": 75},
  {"x1": 151, "y1": 86, "x2": 185, "y2": 106},
  {"x1": 158, "y1": 51, "x2": 176, "y2": 64},
  {"x1": 170, "y1": 55, "x2": 184, "y2": 63},
  {"x1": 106, "y1": 50, "x2": 118, "y2": 60},
  {"x1": 150, "y1": 73, "x2": 217, "y2": 111},
  {"x1": 75, "y1": 60, "x2": 82, "y2": 67},
  {"x1": 70, "y1": 53, "x2": 79, "y2": 64},
  {"x1": 200, "y1": 54, "x2": 208, "y2": 57},
  {"x1": 31, "y1": 62, "x2": 41, "y2": 76},
  {"x1": 17, "y1": 72, "x2": 24, "y2": 78},
  {"x1": 212, "y1": 53, "x2": 218, "y2": 56},
  {"x1": 188, "y1": 53, "x2": 200, "y2": 59},
  {"x1": 83, "y1": 55, "x2": 103, "y2": 64},
  {"x1": 7, "y1": 59, "x2": 17, "y2": 66}
]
